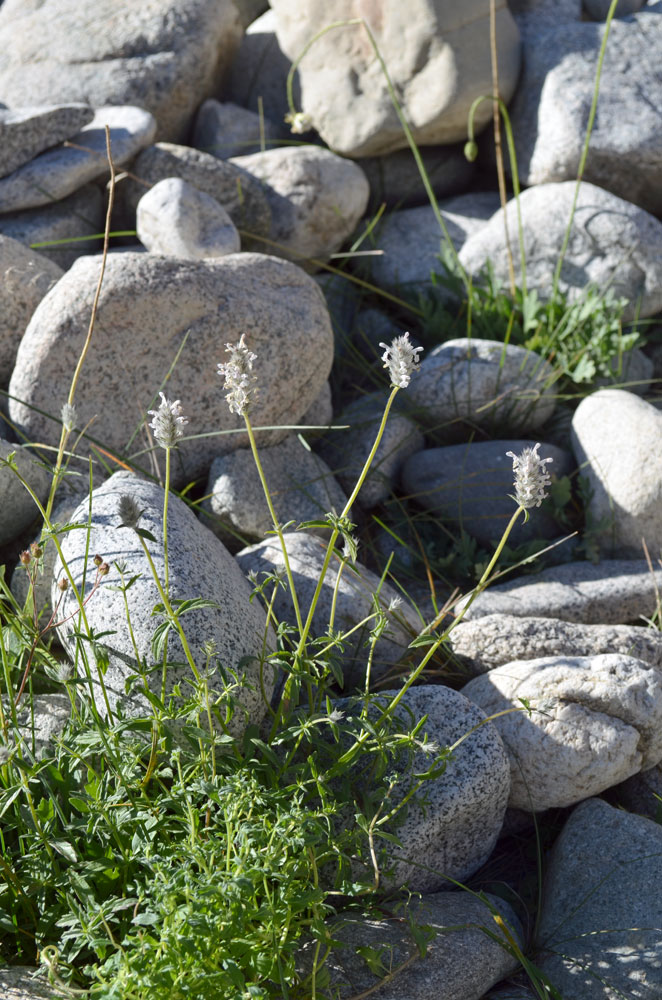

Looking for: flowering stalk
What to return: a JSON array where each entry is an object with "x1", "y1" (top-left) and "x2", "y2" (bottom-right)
[
  {"x1": 147, "y1": 392, "x2": 188, "y2": 598},
  {"x1": 218, "y1": 335, "x2": 304, "y2": 634}
]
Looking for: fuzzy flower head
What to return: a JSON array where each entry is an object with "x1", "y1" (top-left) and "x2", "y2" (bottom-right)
[
  {"x1": 506, "y1": 442, "x2": 553, "y2": 510},
  {"x1": 217, "y1": 334, "x2": 258, "y2": 415},
  {"x1": 148, "y1": 392, "x2": 188, "y2": 449},
  {"x1": 379, "y1": 332, "x2": 423, "y2": 389},
  {"x1": 61, "y1": 402, "x2": 77, "y2": 433},
  {"x1": 117, "y1": 494, "x2": 143, "y2": 530},
  {"x1": 284, "y1": 110, "x2": 313, "y2": 135}
]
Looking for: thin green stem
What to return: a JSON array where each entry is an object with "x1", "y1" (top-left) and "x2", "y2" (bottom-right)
[
  {"x1": 243, "y1": 414, "x2": 303, "y2": 634},
  {"x1": 552, "y1": 0, "x2": 619, "y2": 299},
  {"x1": 163, "y1": 447, "x2": 171, "y2": 599}
]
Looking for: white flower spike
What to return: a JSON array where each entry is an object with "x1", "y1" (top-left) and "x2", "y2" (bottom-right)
[
  {"x1": 506, "y1": 442, "x2": 553, "y2": 510},
  {"x1": 217, "y1": 334, "x2": 258, "y2": 415},
  {"x1": 379, "y1": 332, "x2": 423, "y2": 389},
  {"x1": 148, "y1": 392, "x2": 188, "y2": 449}
]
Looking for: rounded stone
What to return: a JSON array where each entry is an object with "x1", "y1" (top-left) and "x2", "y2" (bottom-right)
[
  {"x1": 230, "y1": 145, "x2": 370, "y2": 270},
  {"x1": 333, "y1": 684, "x2": 511, "y2": 893},
  {"x1": 235, "y1": 531, "x2": 422, "y2": 690},
  {"x1": 463, "y1": 653, "x2": 662, "y2": 810},
  {"x1": 571, "y1": 389, "x2": 662, "y2": 559},
  {"x1": 401, "y1": 439, "x2": 573, "y2": 546},
  {"x1": 0, "y1": 439, "x2": 51, "y2": 546},
  {"x1": 53, "y1": 472, "x2": 275, "y2": 735},
  {"x1": 8, "y1": 253, "x2": 334, "y2": 485},
  {"x1": 202, "y1": 435, "x2": 348, "y2": 541},
  {"x1": 408, "y1": 338, "x2": 557, "y2": 434},
  {"x1": 136, "y1": 177, "x2": 241, "y2": 258},
  {"x1": 458, "y1": 181, "x2": 662, "y2": 321}
]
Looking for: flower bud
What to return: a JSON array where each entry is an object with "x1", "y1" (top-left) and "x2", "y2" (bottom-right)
[
  {"x1": 93, "y1": 554, "x2": 103, "y2": 567},
  {"x1": 98, "y1": 562, "x2": 110, "y2": 577},
  {"x1": 464, "y1": 140, "x2": 478, "y2": 162},
  {"x1": 57, "y1": 578, "x2": 69, "y2": 592},
  {"x1": 30, "y1": 542, "x2": 43, "y2": 559},
  {"x1": 19, "y1": 550, "x2": 31, "y2": 566}
]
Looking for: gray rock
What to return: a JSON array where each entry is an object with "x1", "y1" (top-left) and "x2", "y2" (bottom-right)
[
  {"x1": 13, "y1": 693, "x2": 70, "y2": 758},
  {"x1": 317, "y1": 393, "x2": 425, "y2": 509},
  {"x1": 121, "y1": 142, "x2": 271, "y2": 248},
  {"x1": 509, "y1": 0, "x2": 581, "y2": 19},
  {"x1": 462, "y1": 653, "x2": 662, "y2": 810},
  {"x1": 359, "y1": 143, "x2": 474, "y2": 210},
  {"x1": 508, "y1": 10, "x2": 662, "y2": 216},
  {"x1": 0, "y1": 103, "x2": 93, "y2": 178},
  {"x1": 536, "y1": 797, "x2": 662, "y2": 999},
  {"x1": 320, "y1": 891, "x2": 522, "y2": 999},
  {"x1": 408, "y1": 339, "x2": 556, "y2": 435},
  {"x1": 571, "y1": 390, "x2": 662, "y2": 559},
  {"x1": 236, "y1": 531, "x2": 421, "y2": 690},
  {"x1": 0, "y1": 440, "x2": 51, "y2": 545},
  {"x1": 136, "y1": 177, "x2": 240, "y2": 258},
  {"x1": 193, "y1": 99, "x2": 283, "y2": 159},
  {"x1": 53, "y1": 473, "x2": 275, "y2": 735},
  {"x1": 226, "y1": 9, "x2": 301, "y2": 126},
  {"x1": 613, "y1": 763, "x2": 662, "y2": 822},
  {"x1": 299, "y1": 379, "x2": 333, "y2": 431},
  {"x1": 202, "y1": 435, "x2": 348, "y2": 541},
  {"x1": 584, "y1": 0, "x2": 647, "y2": 14},
  {"x1": 0, "y1": 106, "x2": 157, "y2": 214},
  {"x1": 592, "y1": 346, "x2": 653, "y2": 395},
  {"x1": 458, "y1": 182, "x2": 662, "y2": 322},
  {"x1": 230, "y1": 145, "x2": 370, "y2": 270},
  {"x1": 0, "y1": 967, "x2": 54, "y2": 999},
  {"x1": 458, "y1": 559, "x2": 662, "y2": 624},
  {"x1": 333, "y1": 685, "x2": 511, "y2": 893},
  {"x1": 371, "y1": 191, "x2": 501, "y2": 291},
  {"x1": 401, "y1": 440, "x2": 573, "y2": 547},
  {"x1": 449, "y1": 614, "x2": 662, "y2": 676},
  {"x1": 269, "y1": 0, "x2": 521, "y2": 156},
  {"x1": 9, "y1": 253, "x2": 334, "y2": 485},
  {"x1": 0, "y1": 183, "x2": 104, "y2": 269},
  {"x1": 351, "y1": 309, "x2": 400, "y2": 359},
  {"x1": 0, "y1": 0, "x2": 243, "y2": 142},
  {"x1": 0, "y1": 234, "x2": 62, "y2": 383}
]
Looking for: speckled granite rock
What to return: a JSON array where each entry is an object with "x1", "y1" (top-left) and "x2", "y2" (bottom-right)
[
  {"x1": 458, "y1": 559, "x2": 662, "y2": 624},
  {"x1": 136, "y1": 177, "x2": 240, "y2": 258},
  {"x1": 0, "y1": 440, "x2": 51, "y2": 545},
  {"x1": 122, "y1": 142, "x2": 272, "y2": 246},
  {"x1": 230, "y1": 145, "x2": 370, "y2": 269},
  {"x1": 11, "y1": 693, "x2": 70, "y2": 758},
  {"x1": 571, "y1": 390, "x2": 662, "y2": 559},
  {"x1": 449, "y1": 614, "x2": 662, "y2": 676},
  {"x1": 9, "y1": 253, "x2": 334, "y2": 485},
  {"x1": 193, "y1": 99, "x2": 283, "y2": 159},
  {"x1": 0, "y1": 106, "x2": 156, "y2": 213},
  {"x1": 53, "y1": 473, "x2": 275, "y2": 735},
  {"x1": 458, "y1": 182, "x2": 662, "y2": 321},
  {"x1": 463, "y1": 653, "x2": 662, "y2": 810},
  {"x1": 0, "y1": 0, "x2": 243, "y2": 141},
  {"x1": 202, "y1": 435, "x2": 347, "y2": 541},
  {"x1": 0, "y1": 183, "x2": 104, "y2": 269},
  {"x1": 236, "y1": 531, "x2": 421, "y2": 690},
  {"x1": 536, "y1": 797, "x2": 662, "y2": 999},
  {"x1": 317, "y1": 393, "x2": 425, "y2": 509},
  {"x1": 0, "y1": 967, "x2": 54, "y2": 999},
  {"x1": 408, "y1": 339, "x2": 556, "y2": 434},
  {"x1": 318, "y1": 891, "x2": 522, "y2": 999},
  {"x1": 0, "y1": 103, "x2": 93, "y2": 178},
  {"x1": 371, "y1": 191, "x2": 501, "y2": 291},
  {"x1": 269, "y1": 0, "x2": 520, "y2": 156},
  {"x1": 0, "y1": 234, "x2": 62, "y2": 382},
  {"x1": 331, "y1": 685, "x2": 511, "y2": 892}
]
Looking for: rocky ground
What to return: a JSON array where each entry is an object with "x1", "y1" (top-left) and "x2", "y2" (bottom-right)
[{"x1": 2, "y1": 0, "x2": 662, "y2": 998}]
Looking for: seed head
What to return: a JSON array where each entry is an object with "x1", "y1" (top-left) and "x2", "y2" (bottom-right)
[
  {"x1": 379, "y1": 332, "x2": 423, "y2": 389},
  {"x1": 57, "y1": 577, "x2": 69, "y2": 593},
  {"x1": 217, "y1": 334, "x2": 258, "y2": 415},
  {"x1": 506, "y1": 442, "x2": 553, "y2": 510},
  {"x1": 19, "y1": 549, "x2": 31, "y2": 566},
  {"x1": 30, "y1": 542, "x2": 43, "y2": 560},
  {"x1": 61, "y1": 402, "x2": 77, "y2": 433},
  {"x1": 117, "y1": 494, "x2": 144, "y2": 530},
  {"x1": 147, "y1": 392, "x2": 188, "y2": 449},
  {"x1": 285, "y1": 110, "x2": 313, "y2": 134}
]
